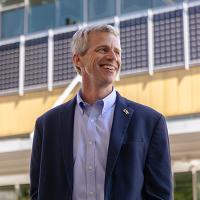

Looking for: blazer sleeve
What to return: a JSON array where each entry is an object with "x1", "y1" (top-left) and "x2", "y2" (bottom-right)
[
  {"x1": 30, "y1": 119, "x2": 43, "y2": 200},
  {"x1": 143, "y1": 115, "x2": 173, "y2": 200}
]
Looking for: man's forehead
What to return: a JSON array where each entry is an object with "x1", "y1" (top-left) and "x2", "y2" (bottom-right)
[
  {"x1": 88, "y1": 31, "x2": 119, "y2": 39},
  {"x1": 87, "y1": 31, "x2": 120, "y2": 46},
  {"x1": 88, "y1": 30, "x2": 118, "y2": 35}
]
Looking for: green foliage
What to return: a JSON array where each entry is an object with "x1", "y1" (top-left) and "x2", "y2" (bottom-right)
[{"x1": 174, "y1": 172, "x2": 193, "y2": 200}]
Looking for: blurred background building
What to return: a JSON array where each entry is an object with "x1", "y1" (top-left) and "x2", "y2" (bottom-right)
[{"x1": 0, "y1": 0, "x2": 200, "y2": 199}]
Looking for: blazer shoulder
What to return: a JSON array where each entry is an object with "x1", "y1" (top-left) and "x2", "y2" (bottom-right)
[
  {"x1": 36, "y1": 97, "x2": 76, "y2": 125},
  {"x1": 120, "y1": 95, "x2": 163, "y2": 120}
]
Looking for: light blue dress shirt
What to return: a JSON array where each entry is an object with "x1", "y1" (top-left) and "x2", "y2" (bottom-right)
[{"x1": 73, "y1": 89, "x2": 116, "y2": 200}]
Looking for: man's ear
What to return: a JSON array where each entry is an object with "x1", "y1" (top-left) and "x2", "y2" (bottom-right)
[
  {"x1": 72, "y1": 54, "x2": 82, "y2": 73},
  {"x1": 73, "y1": 54, "x2": 81, "y2": 67}
]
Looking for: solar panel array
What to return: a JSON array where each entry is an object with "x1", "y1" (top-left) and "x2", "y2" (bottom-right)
[
  {"x1": 120, "y1": 17, "x2": 148, "y2": 72},
  {"x1": 1, "y1": 4, "x2": 200, "y2": 94},
  {"x1": 0, "y1": 43, "x2": 19, "y2": 91},
  {"x1": 154, "y1": 10, "x2": 184, "y2": 67},
  {"x1": 25, "y1": 37, "x2": 48, "y2": 87},
  {"x1": 54, "y1": 31, "x2": 76, "y2": 84},
  {"x1": 189, "y1": 5, "x2": 200, "y2": 61}
]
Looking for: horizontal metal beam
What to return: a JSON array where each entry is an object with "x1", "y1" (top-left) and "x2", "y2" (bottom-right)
[{"x1": 167, "y1": 115, "x2": 200, "y2": 135}]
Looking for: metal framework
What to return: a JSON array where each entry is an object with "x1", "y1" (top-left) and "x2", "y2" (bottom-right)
[{"x1": 0, "y1": 1, "x2": 200, "y2": 96}]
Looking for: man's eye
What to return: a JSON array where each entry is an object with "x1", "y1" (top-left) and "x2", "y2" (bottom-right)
[
  {"x1": 98, "y1": 48, "x2": 106, "y2": 53},
  {"x1": 115, "y1": 51, "x2": 120, "y2": 55}
]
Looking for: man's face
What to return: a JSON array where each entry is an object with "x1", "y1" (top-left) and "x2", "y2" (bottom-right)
[{"x1": 75, "y1": 31, "x2": 121, "y2": 88}]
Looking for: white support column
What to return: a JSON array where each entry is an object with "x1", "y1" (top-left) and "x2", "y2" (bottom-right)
[
  {"x1": 19, "y1": 35, "x2": 25, "y2": 96},
  {"x1": 116, "y1": 0, "x2": 121, "y2": 17},
  {"x1": 15, "y1": 184, "x2": 20, "y2": 200},
  {"x1": 183, "y1": 1, "x2": 190, "y2": 70},
  {"x1": 24, "y1": 0, "x2": 29, "y2": 35},
  {"x1": 48, "y1": 29, "x2": 54, "y2": 92},
  {"x1": 192, "y1": 166, "x2": 197, "y2": 200},
  {"x1": 114, "y1": 16, "x2": 120, "y2": 81},
  {"x1": 83, "y1": 0, "x2": 88, "y2": 23},
  {"x1": 114, "y1": 16, "x2": 120, "y2": 30},
  {"x1": 147, "y1": 9, "x2": 154, "y2": 76}
]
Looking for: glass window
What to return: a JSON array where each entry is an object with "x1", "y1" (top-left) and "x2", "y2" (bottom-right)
[
  {"x1": 121, "y1": 0, "x2": 151, "y2": 14},
  {"x1": 0, "y1": 0, "x2": 23, "y2": 7},
  {"x1": 2, "y1": 7, "x2": 24, "y2": 39},
  {"x1": 28, "y1": 0, "x2": 56, "y2": 33},
  {"x1": 174, "y1": 172, "x2": 193, "y2": 200},
  {"x1": 152, "y1": 0, "x2": 183, "y2": 8},
  {"x1": 88, "y1": 0, "x2": 116, "y2": 21},
  {"x1": 57, "y1": 0, "x2": 83, "y2": 26},
  {"x1": 19, "y1": 184, "x2": 30, "y2": 200},
  {"x1": 0, "y1": 185, "x2": 17, "y2": 200}
]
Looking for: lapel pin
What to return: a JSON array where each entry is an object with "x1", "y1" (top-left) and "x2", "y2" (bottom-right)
[{"x1": 123, "y1": 108, "x2": 129, "y2": 115}]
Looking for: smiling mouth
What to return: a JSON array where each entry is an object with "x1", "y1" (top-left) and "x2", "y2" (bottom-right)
[{"x1": 100, "y1": 64, "x2": 116, "y2": 71}]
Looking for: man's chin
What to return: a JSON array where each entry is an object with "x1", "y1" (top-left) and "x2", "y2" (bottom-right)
[{"x1": 104, "y1": 77, "x2": 117, "y2": 86}]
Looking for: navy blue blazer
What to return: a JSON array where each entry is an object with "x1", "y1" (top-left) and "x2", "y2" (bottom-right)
[{"x1": 30, "y1": 92, "x2": 172, "y2": 200}]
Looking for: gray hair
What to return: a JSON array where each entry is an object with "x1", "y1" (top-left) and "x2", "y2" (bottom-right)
[
  {"x1": 71, "y1": 24, "x2": 120, "y2": 74},
  {"x1": 71, "y1": 24, "x2": 119, "y2": 55}
]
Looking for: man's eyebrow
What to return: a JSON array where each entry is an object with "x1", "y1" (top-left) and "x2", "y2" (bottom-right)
[
  {"x1": 95, "y1": 45, "x2": 108, "y2": 49},
  {"x1": 95, "y1": 45, "x2": 121, "y2": 51}
]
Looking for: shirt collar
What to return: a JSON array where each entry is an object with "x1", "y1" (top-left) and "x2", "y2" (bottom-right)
[
  {"x1": 101, "y1": 88, "x2": 116, "y2": 115},
  {"x1": 76, "y1": 88, "x2": 116, "y2": 115}
]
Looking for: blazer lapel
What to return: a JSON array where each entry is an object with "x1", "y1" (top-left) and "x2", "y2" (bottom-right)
[
  {"x1": 60, "y1": 97, "x2": 76, "y2": 193},
  {"x1": 104, "y1": 93, "x2": 134, "y2": 196}
]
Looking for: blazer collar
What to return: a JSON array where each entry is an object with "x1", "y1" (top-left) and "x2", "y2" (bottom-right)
[
  {"x1": 104, "y1": 92, "x2": 134, "y2": 197},
  {"x1": 60, "y1": 96, "x2": 77, "y2": 193}
]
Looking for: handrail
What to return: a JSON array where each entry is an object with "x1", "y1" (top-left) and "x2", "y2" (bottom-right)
[
  {"x1": 30, "y1": 74, "x2": 82, "y2": 139},
  {"x1": 52, "y1": 74, "x2": 81, "y2": 108}
]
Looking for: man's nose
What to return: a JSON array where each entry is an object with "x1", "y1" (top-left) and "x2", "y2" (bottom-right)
[{"x1": 106, "y1": 50, "x2": 117, "y2": 60}]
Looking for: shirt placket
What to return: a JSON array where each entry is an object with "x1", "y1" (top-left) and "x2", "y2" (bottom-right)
[{"x1": 86, "y1": 107, "x2": 98, "y2": 200}]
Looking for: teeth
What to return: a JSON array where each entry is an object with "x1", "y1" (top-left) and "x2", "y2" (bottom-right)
[{"x1": 102, "y1": 64, "x2": 114, "y2": 70}]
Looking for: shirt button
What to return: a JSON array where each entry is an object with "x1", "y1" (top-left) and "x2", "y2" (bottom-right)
[
  {"x1": 89, "y1": 191, "x2": 94, "y2": 195},
  {"x1": 88, "y1": 141, "x2": 92, "y2": 145},
  {"x1": 88, "y1": 165, "x2": 92, "y2": 170}
]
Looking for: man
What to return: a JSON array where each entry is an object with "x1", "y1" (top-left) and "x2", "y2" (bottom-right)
[{"x1": 30, "y1": 25, "x2": 172, "y2": 200}]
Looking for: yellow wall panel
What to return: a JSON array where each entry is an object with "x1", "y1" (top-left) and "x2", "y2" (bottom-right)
[
  {"x1": 0, "y1": 86, "x2": 79, "y2": 137},
  {"x1": 0, "y1": 66, "x2": 200, "y2": 137},
  {"x1": 163, "y1": 72, "x2": 179, "y2": 116},
  {"x1": 191, "y1": 67, "x2": 200, "y2": 111},
  {"x1": 176, "y1": 70, "x2": 192, "y2": 114},
  {"x1": 116, "y1": 67, "x2": 200, "y2": 117},
  {"x1": 116, "y1": 72, "x2": 168, "y2": 114}
]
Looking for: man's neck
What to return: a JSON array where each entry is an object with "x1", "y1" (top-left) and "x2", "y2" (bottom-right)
[{"x1": 81, "y1": 84, "x2": 113, "y2": 105}]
